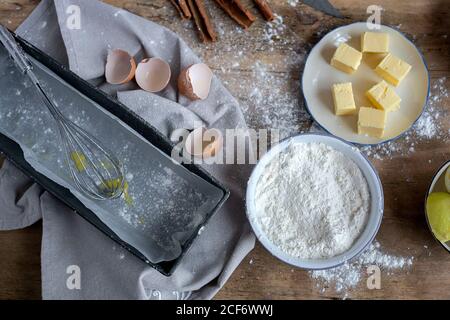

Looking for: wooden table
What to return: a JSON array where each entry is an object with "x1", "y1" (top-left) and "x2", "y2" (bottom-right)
[{"x1": 0, "y1": 0, "x2": 449, "y2": 300}]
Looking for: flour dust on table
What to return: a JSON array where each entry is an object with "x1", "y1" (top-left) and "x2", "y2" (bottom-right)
[
  {"x1": 255, "y1": 142, "x2": 370, "y2": 259},
  {"x1": 310, "y1": 241, "x2": 414, "y2": 298}
]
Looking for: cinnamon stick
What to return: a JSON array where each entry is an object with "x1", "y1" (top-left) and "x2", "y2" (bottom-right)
[
  {"x1": 169, "y1": 0, "x2": 192, "y2": 19},
  {"x1": 253, "y1": 0, "x2": 274, "y2": 21},
  {"x1": 214, "y1": 0, "x2": 256, "y2": 29},
  {"x1": 187, "y1": 0, "x2": 217, "y2": 42},
  {"x1": 178, "y1": 0, "x2": 192, "y2": 19},
  {"x1": 195, "y1": 0, "x2": 217, "y2": 41}
]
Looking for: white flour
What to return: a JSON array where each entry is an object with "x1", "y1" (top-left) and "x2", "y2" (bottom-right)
[
  {"x1": 255, "y1": 142, "x2": 370, "y2": 259},
  {"x1": 310, "y1": 241, "x2": 414, "y2": 296}
]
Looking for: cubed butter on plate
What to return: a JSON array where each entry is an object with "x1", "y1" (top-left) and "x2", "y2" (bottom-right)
[
  {"x1": 366, "y1": 80, "x2": 401, "y2": 112},
  {"x1": 361, "y1": 32, "x2": 389, "y2": 53},
  {"x1": 330, "y1": 43, "x2": 362, "y2": 74},
  {"x1": 358, "y1": 107, "x2": 387, "y2": 138},
  {"x1": 332, "y1": 82, "x2": 356, "y2": 115},
  {"x1": 375, "y1": 53, "x2": 412, "y2": 86}
]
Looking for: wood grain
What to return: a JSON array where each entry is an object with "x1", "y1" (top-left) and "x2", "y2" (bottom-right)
[{"x1": 0, "y1": 0, "x2": 449, "y2": 300}]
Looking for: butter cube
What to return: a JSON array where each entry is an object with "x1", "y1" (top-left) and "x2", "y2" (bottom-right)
[
  {"x1": 361, "y1": 32, "x2": 389, "y2": 53},
  {"x1": 366, "y1": 81, "x2": 401, "y2": 112},
  {"x1": 331, "y1": 43, "x2": 362, "y2": 74},
  {"x1": 332, "y1": 82, "x2": 357, "y2": 115},
  {"x1": 358, "y1": 107, "x2": 387, "y2": 138},
  {"x1": 375, "y1": 53, "x2": 412, "y2": 86}
]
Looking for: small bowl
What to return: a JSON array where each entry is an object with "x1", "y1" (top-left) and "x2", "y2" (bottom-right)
[
  {"x1": 425, "y1": 160, "x2": 450, "y2": 253},
  {"x1": 246, "y1": 133, "x2": 384, "y2": 270},
  {"x1": 302, "y1": 22, "x2": 430, "y2": 146}
]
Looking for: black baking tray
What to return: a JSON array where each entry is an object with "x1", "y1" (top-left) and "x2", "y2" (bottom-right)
[{"x1": 0, "y1": 31, "x2": 230, "y2": 276}]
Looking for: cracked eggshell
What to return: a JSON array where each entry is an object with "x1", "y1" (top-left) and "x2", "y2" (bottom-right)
[
  {"x1": 185, "y1": 127, "x2": 223, "y2": 159},
  {"x1": 105, "y1": 49, "x2": 136, "y2": 84},
  {"x1": 178, "y1": 63, "x2": 213, "y2": 100},
  {"x1": 135, "y1": 57, "x2": 171, "y2": 93}
]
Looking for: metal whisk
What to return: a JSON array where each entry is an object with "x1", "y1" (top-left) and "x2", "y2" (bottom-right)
[{"x1": 0, "y1": 26, "x2": 124, "y2": 200}]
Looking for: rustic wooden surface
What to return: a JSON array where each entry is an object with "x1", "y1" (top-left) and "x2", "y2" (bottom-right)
[{"x1": 0, "y1": 0, "x2": 449, "y2": 300}]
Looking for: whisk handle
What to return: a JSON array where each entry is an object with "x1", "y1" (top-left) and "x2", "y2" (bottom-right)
[
  {"x1": 0, "y1": 26, "x2": 34, "y2": 75},
  {"x1": 0, "y1": 25, "x2": 63, "y2": 118}
]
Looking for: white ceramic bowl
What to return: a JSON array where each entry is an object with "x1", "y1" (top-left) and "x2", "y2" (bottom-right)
[
  {"x1": 302, "y1": 22, "x2": 430, "y2": 145},
  {"x1": 425, "y1": 160, "x2": 450, "y2": 253},
  {"x1": 246, "y1": 133, "x2": 384, "y2": 270}
]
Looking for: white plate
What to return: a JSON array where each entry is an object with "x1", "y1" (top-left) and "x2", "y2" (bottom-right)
[
  {"x1": 246, "y1": 133, "x2": 384, "y2": 269},
  {"x1": 302, "y1": 22, "x2": 430, "y2": 145}
]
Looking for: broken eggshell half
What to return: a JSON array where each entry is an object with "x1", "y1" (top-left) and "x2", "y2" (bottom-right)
[
  {"x1": 105, "y1": 49, "x2": 136, "y2": 85},
  {"x1": 135, "y1": 57, "x2": 171, "y2": 93},
  {"x1": 178, "y1": 63, "x2": 213, "y2": 100},
  {"x1": 185, "y1": 127, "x2": 223, "y2": 159}
]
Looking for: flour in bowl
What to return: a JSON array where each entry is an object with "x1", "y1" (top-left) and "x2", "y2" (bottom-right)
[{"x1": 255, "y1": 142, "x2": 370, "y2": 259}]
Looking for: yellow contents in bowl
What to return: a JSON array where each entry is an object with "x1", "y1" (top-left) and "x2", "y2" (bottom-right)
[
  {"x1": 426, "y1": 192, "x2": 450, "y2": 243},
  {"x1": 445, "y1": 166, "x2": 450, "y2": 193}
]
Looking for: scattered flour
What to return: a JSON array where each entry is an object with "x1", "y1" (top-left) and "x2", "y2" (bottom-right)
[
  {"x1": 240, "y1": 57, "x2": 309, "y2": 139},
  {"x1": 415, "y1": 77, "x2": 448, "y2": 138},
  {"x1": 255, "y1": 142, "x2": 370, "y2": 259},
  {"x1": 192, "y1": 7, "x2": 309, "y2": 140},
  {"x1": 310, "y1": 241, "x2": 414, "y2": 295},
  {"x1": 415, "y1": 114, "x2": 436, "y2": 139}
]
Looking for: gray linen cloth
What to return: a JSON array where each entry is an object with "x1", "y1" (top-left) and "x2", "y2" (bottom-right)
[{"x1": 0, "y1": 0, "x2": 255, "y2": 299}]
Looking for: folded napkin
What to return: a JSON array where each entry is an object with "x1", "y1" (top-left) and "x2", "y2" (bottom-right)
[{"x1": 0, "y1": 0, "x2": 255, "y2": 299}]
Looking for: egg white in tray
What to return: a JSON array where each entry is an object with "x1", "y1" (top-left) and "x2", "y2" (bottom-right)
[{"x1": 0, "y1": 41, "x2": 226, "y2": 267}]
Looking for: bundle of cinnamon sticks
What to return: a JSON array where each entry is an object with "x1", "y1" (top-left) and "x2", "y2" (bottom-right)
[{"x1": 169, "y1": 0, "x2": 275, "y2": 42}]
